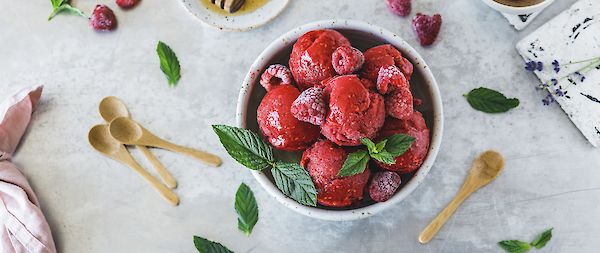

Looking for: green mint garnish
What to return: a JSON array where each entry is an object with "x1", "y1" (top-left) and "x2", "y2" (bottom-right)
[
  {"x1": 48, "y1": 0, "x2": 86, "y2": 21},
  {"x1": 156, "y1": 41, "x2": 181, "y2": 87},
  {"x1": 212, "y1": 125, "x2": 317, "y2": 207},
  {"x1": 234, "y1": 183, "x2": 258, "y2": 236},
  {"x1": 530, "y1": 228, "x2": 553, "y2": 249},
  {"x1": 337, "y1": 134, "x2": 414, "y2": 177},
  {"x1": 498, "y1": 240, "x2": 531, "y2": 253},
  {"x1": 193, "y1": 236, "x2": 233, "y2": 253},
  {"x1": 337, "y1": 150, "x2": 370, "y2": 177},
  {"x1": 498, "y1": 228, "x2": 553, "y2": 253},
  {"x1": 271, "y1": 162, "x2": 317, "y2": 207},
  {"x1": 212, "y1": 125, "x2": 274, "y2": 171},
  {"x1": 464, "y1": 87, "x2": 519, "y2": 113}
]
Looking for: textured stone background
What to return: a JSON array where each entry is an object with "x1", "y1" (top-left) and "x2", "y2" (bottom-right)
[{"x1": 2, "y1": 0, "x2": 598, "y2": 252}]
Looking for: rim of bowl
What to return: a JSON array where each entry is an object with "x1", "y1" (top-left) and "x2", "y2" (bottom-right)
[
  {"x1": 480, "y1": 0, "x2": 553, "y2": 15},
  {"x1": 236, "y1": 19, "x2": 444, "y2": 221}
]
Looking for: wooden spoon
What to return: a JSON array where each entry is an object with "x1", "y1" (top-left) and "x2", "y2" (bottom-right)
[
  {"x1": 88, "y1": 125, "x2": 179, "y2": 206},
  {"x1": 99, "y1": 96, "x2": 177, "y2": 189},
  {"x1": 418, "y1": 150, "x2": 505, "y2": 244},
  {"x1": 108, "y1": 117, "x2": 222, "y2": 167}
]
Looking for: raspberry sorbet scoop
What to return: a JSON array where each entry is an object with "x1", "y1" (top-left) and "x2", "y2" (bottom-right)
[
  {"x1": 361, "y1": 44, "x2": 413, "y2": 83},
  {"x1": 289, "y1": 29, "x2": 351, "y2": 90},
  {"x1": 257, "y1": 85, "x2": 320, "y2": 151},
  {"x1": 377, "y1": 111, "x2": 430, "y2": 174},
  {"x1": 301, "y1": 139, "x2": 370, "y2": 207},
  {"x1": 321, "y1": 75, "x2": 386, "y2": 146}
]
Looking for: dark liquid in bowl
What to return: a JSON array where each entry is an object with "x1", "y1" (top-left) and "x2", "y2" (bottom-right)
[
  {"x1": 244, "y1": 29, "x2": 438, "y2": 210},
  {"x1": 493, "y1": 0, "x2": 544, "y2": 7}
]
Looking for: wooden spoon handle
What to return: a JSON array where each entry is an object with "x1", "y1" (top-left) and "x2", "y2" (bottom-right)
[
  {"x1": 159, "y1": 141, "x2": 222, "y2": 167},
  {"x1": 138, "y1": 145, "x2": 177, "y2": 189},
  {"x1": 124, "y1": 157, "x2": 180, "y2": 206},
  {"x1": 418, "y1": 184, "x2": 475, "y2": 244}
]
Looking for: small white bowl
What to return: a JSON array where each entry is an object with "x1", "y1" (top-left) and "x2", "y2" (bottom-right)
[
  {"x1": 236, "y1": 20, "x2": 444, "y2": 221},
  {"x1": 480, "y1": 0, "x2": 554, "y2": 15},
  {"x1": 180, "y1": 0, "x2": 289, "y2": 31}
]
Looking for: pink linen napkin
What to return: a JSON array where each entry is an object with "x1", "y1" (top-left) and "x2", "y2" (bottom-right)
[{"x1": 0, "y1": 85, "x2": 56, "y2": 253}]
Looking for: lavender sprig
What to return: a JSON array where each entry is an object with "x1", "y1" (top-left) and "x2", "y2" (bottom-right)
[{"x1": 532, "y1": 56, "x2": 600, "y2": 105}]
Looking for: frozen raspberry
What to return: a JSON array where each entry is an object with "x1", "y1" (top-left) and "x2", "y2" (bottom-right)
[
  {"x1": 414, "y1": 98, "x2": 423, "y2": 106},
  {"x1": 90, "y1": 5, "x2": 117, "y2": 31},
  {"x1": 387, "y1": 0, "x2": 411, "y2": 17},
  {"x1": 360, "y1": 78, "x2": 375, "y2": 90},
  {"x1": 412, "y1": 13, "x2": 442, "y2": 46},
  {"x1": 376, "y1": 65, "x2": 409, "y2": 94},
  {"x1": 386, "y1": 86, "x2": 413, "y2": 120},
  {"x1": 397, "y1": 56, "x2": 414, "y2": 80},
  {"x1": 332, "y1": 46, "x2": 365, "y2": 75},
  {"x1": 369, "y1": 171, "x2": 402, "y2": 202},
  {"x1": 260, "y1": 64, "x2": 293, "y2": 92},
  {"x1": 291, "y1": 87, "x2": 327, "y2": 125},
  {"x1": 116, "y1": 0, "x2": 140, "y2": 9}
]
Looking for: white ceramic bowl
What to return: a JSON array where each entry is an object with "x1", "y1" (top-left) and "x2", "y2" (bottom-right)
[
  {"x1": 236, "y1": 20, "x2": 443, "y2": 221},
  {"x1": 480, "y1": 0, "x2": 554, "y2": 15},
  {"x1": 180, "y1": 0, "x2": 289, "y2": 31}
]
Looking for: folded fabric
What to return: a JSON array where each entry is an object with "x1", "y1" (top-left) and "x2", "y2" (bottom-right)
[{"x1": 0, "y1": 85, "x2": 56, "y2": 253}]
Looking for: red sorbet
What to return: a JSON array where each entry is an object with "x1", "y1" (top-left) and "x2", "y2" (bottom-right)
[
  {"x1": 289, "y1": 29, "x2": 351, "y2": 90},
  {"x1": 361, "y1": 44, "x2": 413, "y2": 83},
  {"x1": 377, "y1": 111, "x2": 430, "y2": 174},
  {"x1": 257, "y1": 85, "x2": 320, "y2": 151},
  {"x1": 301, "y1": 139, "x2": 370, "y2": 207},
  {"x1": 321, "y1": 75, "x2": 386, "y2": 146}
]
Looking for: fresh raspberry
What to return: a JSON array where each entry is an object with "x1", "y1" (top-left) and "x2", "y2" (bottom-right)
[
  {"x1": 369, "y1": 171, "x2": 402, "y2": 202},
  {"x1": 412, "y1": 13, "x2": 442, "y2": 46},
  {"x1": 116, "y1": 0, "x2": 140, "y2": 9},
  {"x1": 376, "y1": 65, "x2": 408, "y2": 94},
  {"x1": 90, "y1": 5, "x2": 117, "y2": 31},
  {"x1": 291, "y1": 87, "x2": 327, "y2": 125},
  {"x1": 260, "y1": 64, "x2": 293, "y2": 92},
  {"x1": 386, "y1": 86, "x2": 413, "y2": 120},
  {"x1": 332, "y1": 46, "x2": 365, "y2": 75},
  {"x1": 387, "y1": 0, "x2": 411, "y2": 17}
]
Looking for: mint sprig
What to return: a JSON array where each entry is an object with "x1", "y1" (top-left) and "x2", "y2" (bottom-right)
[
  {"x1": 498, "y1": 228, "x2": 553, "y2": 253},
  {"x1": 464, "y1": 87, "x2": 519, "y2": 113},
  {"x1": 156, "y1": 41, "x2": 181, "y2": 87},
  {"x1": 498, "y1": 240, "x2": 531, "y2": 253},
  {"x1": 212, "y1": 125, "x2": 317, "y2": 207},
  {"x1": 530, "y1": 228, "x2": 553, "y2": 249},
  {"x1": 193, "y1": 236, "x2": 233, "y2": 253},
  {"x1": 337, "y1": 134, "x2": 415, "y2": 177},
  {"x1": 234, "y1": 183, "x2": 258, "y2": 236},
  {"x1": 212, "y1": 125, "x2": 274, "y2": 171},
  {"x1": 48, "y1": 0, "x2": 86, "y2": 21},
  {"x1": 271, "y1": 162, "x2": 317, "y2": 206}
]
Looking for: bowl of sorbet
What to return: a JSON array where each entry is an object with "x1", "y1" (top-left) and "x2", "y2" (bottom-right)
[{"x1": 236, "y1": 19, "x2": 443, "y2": 221}]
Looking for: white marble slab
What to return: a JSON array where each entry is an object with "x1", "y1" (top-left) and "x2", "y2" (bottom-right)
[
  {"x1": 2, "y1": 0, "x2": 600, "y2": 252},
  {"x1": 517, "y1": 0, "x2": 600, "y2": 147}
]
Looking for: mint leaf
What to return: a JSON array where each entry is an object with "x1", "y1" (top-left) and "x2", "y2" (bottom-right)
[
  {"x1": 360, "y1": 138, "x2": 377, "y2": 153},
  {"x1": 530, "y1": 228, "x2": 553, "y2": 249},
  {"x1": 48, "y1": 1, "x2": 85, "y2": 20},
  {"x1": 193, "y1": 236, "x2": 233, "y2": 253},
  {"x1": 212, "y1": 125, "x2": 274, "y2": 171},
  {"x1": 375, "y1": 139, "x2": 387, "y2": 153},
  {"x1": 337, "y1": 150, "x2": 370, "y2": 177},
  {"x1": 271, "y1": 162, "x2": 317, "y2": 206},
  {"x1": 384, "y1": 134, "x2": 415, "y2": 157},
  {"x1": 498, "y1": 240, "x2": 531, "y2": 253},
  {"x1": 464, "y1": 87, "x2": 519, "y2": 113},
  {"x1": 235, "y1": 183, "x2": 258, "y2": 236},
  {"x1": 370, "y1": 150, "x2": 396, "y2": 165},
  {"x1": 156, "y1": 41, "x2": 181, "y2": 87}
]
